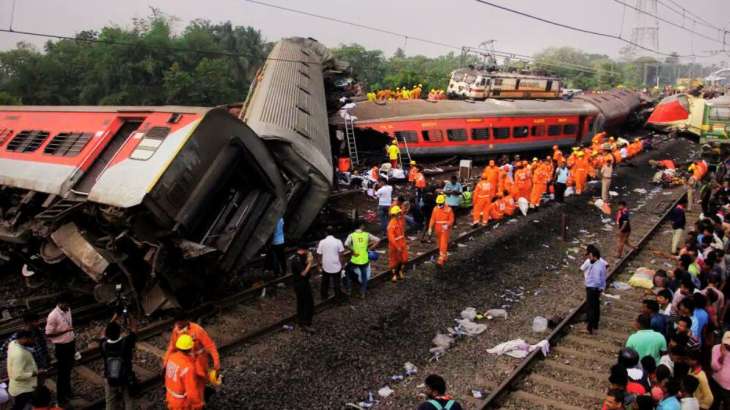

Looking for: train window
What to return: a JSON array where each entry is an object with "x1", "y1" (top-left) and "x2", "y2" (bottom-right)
[
  {"x1": 493, "y1": 79, "x2": 503, "y2": 86},
  {"x1": 394, "y1": 131, "x2": 418, "y2": 143},
  {"x1": 6, "y1": 130, "x2": 49, "y2": 153},
  {"x1": 710, "y1": 107, "x2": 730, "y2": 121},
  {"x1": 44, "y1": 132, "x2": 93, "y2": 157},
  {"x1": 547, "y1": 125, "x2": 562, "y2": 136},
  {"x1": 421, "y1": 129, "x2": 443, "y2": 142},
  {"x1": 452, "y1": 72, "x2": 465, "y2": 82},
  {"x1": 493, "y1": 127, "x2": 510, "y2": 139},
  {"x1": 531, "y1": 125, "x2": 545, "y2": 137},
  {"x1": 447, "y1": 129, "x2": 467, "y2": 142},
  {"x1": 0, "y1": 128, "x2": 12, "y2": 146},
  {"x1": 465, "y1": 74, "x2": 477, "y2": 84},
  {"x1": 513, "y1": 126, "x2": 529, "y2": 138},
  {"x1": 130, "y1": 126, "x2": 170, "y2": 160},
  {"x1": 563, "y1": 124, "x2": 578, "y2": 135},
  {"x1": 479, "y1": 78, "x2": 487, "y2": 86},
  {"x1": 471, "y1": 128, "x2": 490, "y2": 140}
]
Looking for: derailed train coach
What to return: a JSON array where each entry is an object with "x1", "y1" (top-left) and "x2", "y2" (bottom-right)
[{"x1": 0, "y1": 37, "x2": 336, "y2": 314}]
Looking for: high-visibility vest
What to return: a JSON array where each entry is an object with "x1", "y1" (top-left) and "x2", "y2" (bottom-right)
[
  {"x1": 461, "y1": 191, "x2": 473, "y2": 208},
  {"x1": 350, "y1": 231, "x2": 370, "y2": 265}
]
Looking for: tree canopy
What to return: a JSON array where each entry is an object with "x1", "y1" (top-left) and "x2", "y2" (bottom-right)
[{"x1": 0, "y1": 14, "x2": 723, "y2": 106}]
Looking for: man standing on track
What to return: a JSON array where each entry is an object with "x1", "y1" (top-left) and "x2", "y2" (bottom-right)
[
  {"x1": 317, "y1": 227, "x2": 345, "y2": 301},
  {"x1": 615, "y1": 201, "x2": 635, "y2": 259},
  {"x1": 375, "y1": 181, "x2": 393, "y2": 235},
  {"x1": 45, "y1": 294, "x2": 75, "y2": 406},
  {"x1": 472, "y1": 177, "x2": 493, "y2": 226},
  {"x1": 289, "y1": 244, "x2": 315, "y2": 332},
  {"x1": 581, "y1": 245, "x2": 608, "y2": 335},
  {"x1": 554, "y1": 160, "x2": 569, "y2": 203},
  {"x1": 429, "y1": 194, "x2": 455, "y2": 268},
  {"x1": 387, "y1": 206, "x2": 408, "y2": 282}
]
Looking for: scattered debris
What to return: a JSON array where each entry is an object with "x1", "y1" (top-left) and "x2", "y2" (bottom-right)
[
  {"x1": 487, "y1": 339, "x2": 550, "y2": 358},
  {"x1": 612, "y1": 281, "x2": 632, "y2": 291},
  {"x1": 485, "y1": 308, "x2": 508, "y2": 320},
  {"x1": 532, "y1": 316, "x2": 548, "y2": 333},
  {"x1": 377, "y1": 386, "x2": 394, "y2": 398}
]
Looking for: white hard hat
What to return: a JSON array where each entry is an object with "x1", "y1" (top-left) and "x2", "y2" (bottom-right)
[{"x1": 21, "y1": 264, "x2": 35, "y2": 278}]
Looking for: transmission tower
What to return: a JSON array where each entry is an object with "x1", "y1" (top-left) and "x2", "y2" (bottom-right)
[{"x1": 629, "y1": 0, "x2": 659, "y2": 54}]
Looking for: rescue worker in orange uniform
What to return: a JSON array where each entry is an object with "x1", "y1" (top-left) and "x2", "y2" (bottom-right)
[
  {"x1": 428, "y1": 194, "x2": 455, "y2": 268},
  {"x1": 164, "y1": 314, "x2": 220, "y2": 402},
  {"x1": 589, "y1": 151, "x2": 600, "y2": 179},
  {"x1": 689, "y1": 160, "x2": 708, "y2": 181},
  {"x1": 164, "y1": 334, "x2": 204, "y2": 410},
  {"x1": 573, "y1": 151, "x2": 590, "y2": 195},
  {"x1": 490, "y1": 194, "x2": 506, "y2": 221},
  {"x1": 472, "y1": 178, "x2": 493, "y2": 226},
  {"x1": 502, "y1": 190, "x2": 516, "y2": 216},
  {"x1": 498, "y1": 164, "x2": 514, "y2": 195},
  {"x1": 369, "y1": 166, "x2": 380, "y2": 183},
  {"x1": 529, "y1": 161, "x2": 550, "y2": 208},
  {"x1": 552, "y1": 145, "x2": 564, "y2": 164},
  {"x1": 481, "y1": 160, "x2": 499, "y2": 193},
  {"x1": 407, "y1": 160, "x2": 418, "y2": 183},
  {"x1": 514, "y1": 163, "x2": 532, "y2": 201},
  {"x1": 592, "y1": 131, "x2": 606, "y2": 147},
  {"x1": 566, "y1": 147, "x2": 579, "y2": 168},
  {"x1": 387, "y1": 206, "x2": 408, "y2": 282}
]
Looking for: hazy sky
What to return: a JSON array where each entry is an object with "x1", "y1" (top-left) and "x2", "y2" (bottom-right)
[{"x1": 0, "y1": 0, "x2": 728, "y2": 65}]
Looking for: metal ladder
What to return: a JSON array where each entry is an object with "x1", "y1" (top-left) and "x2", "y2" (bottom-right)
[{"x1": 344, "y1": 116, "x2": 359, "y2": 165}]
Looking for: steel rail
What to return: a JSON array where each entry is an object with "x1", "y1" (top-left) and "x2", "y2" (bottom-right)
[{"x1": 480, "y1": 189, "x2": 687, "y2": 409}]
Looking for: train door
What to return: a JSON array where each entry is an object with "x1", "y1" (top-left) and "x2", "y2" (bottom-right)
[
  {"x1": 73, "y1": 119, "x2": 143, "y2": 194},
  {"x1": 546, "y1": 80, "x2": 553, "y2": 92},
  {"x1": 576, "y1": 115, "x2": 593, "y2": 144}
]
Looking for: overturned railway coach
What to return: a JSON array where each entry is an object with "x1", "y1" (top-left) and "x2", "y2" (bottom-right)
[
  {"x1": 340, "y1": 89, "x2": 642, "y2": 157},
  {"x1": 0, "y1": 37, "x2": 335, "y2": 314}
]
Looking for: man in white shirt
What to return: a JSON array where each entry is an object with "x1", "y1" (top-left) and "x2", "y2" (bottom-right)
[
  {"x1": 45, "y1": 294, "x2": 76, "y2": 405},
  {"x1": 375, "y1": 182, "x2": 393, "y2": 235},
  {"x1": 317, "y1": 229, "x2": 345, "y2": 300}
]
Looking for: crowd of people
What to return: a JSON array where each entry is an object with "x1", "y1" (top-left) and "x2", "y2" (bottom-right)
[
  {"x1": 596, "y1": 160, "x2": 730, "y2": 410},
  {"x1": 365, "y1": 85, "x2": 448, "y2": 102},
  {"x1": 2, "y1": 295, "x2": 222, "y2": 410}
]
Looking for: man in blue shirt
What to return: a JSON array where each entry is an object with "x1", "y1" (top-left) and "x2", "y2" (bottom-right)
[
  {"x1": 270, "y1": 218, "x2": 287, "y2": 275},
  {"x1": 641, "y1": 299, "x2": 668, "y2": 338},
  {"x1": 679, "y1": 296, "x2": 708, "y2": 345},
  {"x1": 443, "y1": 176, "x2": 462, "y2": 208},
  {"x1": 580, "y1": 245, "x2": 607, "y2": 335},
  {"x1": 554, "y1": 161, "x2": 569, "y2": 203}
]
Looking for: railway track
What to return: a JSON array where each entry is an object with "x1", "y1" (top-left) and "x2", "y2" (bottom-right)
[
  {"x1": 481, "y1": 189, "x2": 691, "y2": 410},
  {"x1": 0, "y1": 135, "x2": 679, "y2": 408}
]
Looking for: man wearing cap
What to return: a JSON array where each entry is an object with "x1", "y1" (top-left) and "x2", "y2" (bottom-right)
[
  {"x1": 387, "y1": 206, "x2": 408, "y2": 282},
  {"x1": 164, "y1": 334, "x2": 203, "y2": 410},
  {"x1": 429, "y1": 194, "x2": 455, "y2": 268}
]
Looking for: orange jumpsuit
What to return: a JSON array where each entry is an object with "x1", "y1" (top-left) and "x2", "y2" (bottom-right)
[
  {"x1": 659, "y1": 160, "x2": 676, "y2": 169},
  {"x1": 481, "y1": 165, "x2": 499, "y2": 195},
  {"x1": 429, "y1": 205, "x2": 455, "y2": 267},
  {"x1": 165, "y1": 351, "x2": 204, "y2": 410},
  {"x1": 553, "y1": 149, "x2": 564, "y2": 164},
  {"x1": 387, "y1": 217, "x2": 408, "y2": 269},
  {"x1": 514, "y1": 168, "x2": 532, "y2": 200},
  {"x1": 503, "y1": 194, "x2": 516, "y2": 216},
  {"x1": 407, "y1": 167, "x2": 418, "y2": 183},
  {"x1": 490, "y1": 197, "x2": 506, "y2": 220},
  {"x1": 165, "y1": 323, "x2": 220, "y2": 399},
  {"x1": 612, "y1": 149, "x2": 622, "y2": 164},
  {"x1": 414, "y1": 172, "x2": 426, "y2": 189},
  {"x1": 566, "y1": 153, "x2": 577, "y2": 169},
  {"x1": 369, "y1": 166, "x2": 379, "y2": 181},
  {"x1": 592, "y1": 132, "x2": 606, "y2": 147},
  {"x1": 529, "y1": 165, "x2": 549, "y2": 207},
  {"x1": 472, "y1": 179, "x2": 493, "y2": 225},
  {"x1": 573, "y1": 156, "x2": 590, "y2": 195}
]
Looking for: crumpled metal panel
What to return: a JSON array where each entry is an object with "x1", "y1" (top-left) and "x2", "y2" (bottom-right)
[{"x1": 50, "y1": 222, "x2": 109, "y2": 282}]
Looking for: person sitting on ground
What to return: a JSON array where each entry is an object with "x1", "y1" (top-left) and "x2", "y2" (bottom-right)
[
  {"x1": 680, "y1": 375, "x2": 701, "y2": 410},
  {"x1": 417, "y1": 374, "x2": 463, "y2": 410},
  {"x1": 626, "y1": 314, "x2": 667, "y2": 364},
  {"x1": 687, "y1": 349, "x2": 714, "y2": 409}
]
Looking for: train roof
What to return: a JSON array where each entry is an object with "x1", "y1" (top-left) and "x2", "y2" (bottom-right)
[
  {"x1": 451, "y1": 68, "x2": 559, "y2": 81},
  {"x1": 0, "y1": 105, "x2": 211, "y2": 114},
  {"x1": 339, "y1": 99, "x2": 597, "y2": 125}
]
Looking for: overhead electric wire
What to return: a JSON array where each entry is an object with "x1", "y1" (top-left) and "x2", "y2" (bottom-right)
[
  {"x1": 471, "y1": 0, "x2": 713, "y2": 58},
  {"x1": 661, "y1": 0, "x2": 725, "y2": 32},
  {"x1": 612, "y1": 0, "x2": 723, "y2": 45}
]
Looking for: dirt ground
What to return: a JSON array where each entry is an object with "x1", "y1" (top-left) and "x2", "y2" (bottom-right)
[{"x1": 170, "y1": 138, "x2": 697, "y2": 410}]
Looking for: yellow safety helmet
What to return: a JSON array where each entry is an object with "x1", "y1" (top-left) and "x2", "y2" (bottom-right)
[
  {"x1": 591, "y1": 151, "x2": 599, "y2": 157},
  {"x1": 176, "y1": 334, "x2": 194, "y2": 351},
  {"x1": 688, "y1": 164, "x2": 696, "y2": 171},
  {"x1": 410, "y1": 160, "x2": 416, "y2": 165},
  {"x1": 436, "y1": 194, "x2": 446, "y2": 205},
  {"x1": 209, "y1": 369, "x2": 222, "y2": 386},
  {"x1": 576, "y1": 151, "x2": 585, "y2": 157},
  {"x1": 532, "y1": 157, "x2": 538, "y2": 162},
  {"x1": 418, "y1": 84, "x2": 422, "y2": 87},
  {"x1": 572, "y1": 147, "x2": 579, "y2": 152},
  {"x1": 390, "y1": 205, "x2": 402, "y2": 215}
]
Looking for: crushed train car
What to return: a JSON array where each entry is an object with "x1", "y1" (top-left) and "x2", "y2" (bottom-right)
[{"x1": 0, "y1": 37, "x2": 337, "y2": 314}]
